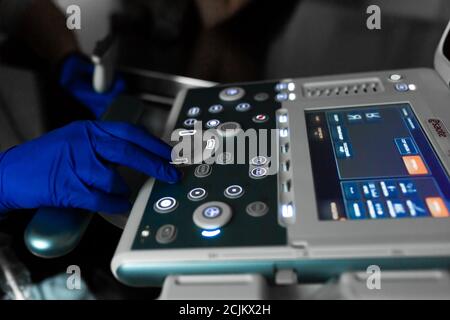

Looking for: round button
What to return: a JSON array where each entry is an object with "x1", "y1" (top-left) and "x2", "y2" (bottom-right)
[
  {"x1": 187, "y1": 107, "x2": 201, "y2": 117},
  {"x1": 394, "y1": 83, "x2": 409, "y2": 92},
  {"x1": 389, "y1": 74, "x2": 402, "y2": 81},
  {"x1": 183, "y1": 118, "x2": 197, "y2": 127},
  {"x1": 156, "y1": 224, "x2": 177, "y2": 244},
  {"x1": 246, "y1": 201, "x2": 269, "y2": 217},
  {"x1": 235, "y1": 102, "x2": 251, "y2": 112},
  {"x1": 275, "y1": 92, "x2": 289, "y2": 102},
  {"x1": 254, "y1": 92, "x2": 269, "y2": 101},
  {"x1": 219, "y1": 87, "x2": 245, "y2": 101},
  {"x1": 251, "y1": 156, "x2": 268, "y2": 166},
  {"x1": 217, "y1": 122, "x2": 242, "y2": 138},
  {"x1": 250, "y1": 167, "x2": 268, "y2": 179},
  {"x1": 275, "y1": 83, "x2": 289, "y2": 91},
  {"x1": 154, "y1": 197, "x2": 178, "y2": 213},
  {"x1": 216, "y1": 152, "x2": 233, "y2": 165},
  {"x1": 194, "y1": 164, "x2": 212, "y2": 178},
  {"x1": 206, "y1": 119, "x2": 221, "y2": 128},
  {"x1": 224, "y1": 185, "x2": 244, "y2": 199},
  {"x1": 188, "y1": 188, "x2": 207, "y2": 201},
  {"x1": 193, "y1": 201, "x2": 232, "y2": 230},
  {"x1": 252, "y1": 114, "x2": 269, "y2": 123},
  {"x1": 208, "y1": 104, "x2": 223, "y2": 114}
]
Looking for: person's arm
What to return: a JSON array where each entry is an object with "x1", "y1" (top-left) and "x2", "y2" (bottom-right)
[{"x1": 13, "y1": 0, "x2": 80, "y2": 67}]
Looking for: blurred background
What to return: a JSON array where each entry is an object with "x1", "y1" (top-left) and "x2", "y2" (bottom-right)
[{"x1": 0, "y1": 0, "x2": 449, "y2": 299}]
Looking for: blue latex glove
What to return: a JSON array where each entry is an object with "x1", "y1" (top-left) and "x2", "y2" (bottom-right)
[
  {"x1": 0, "y1": 121, "x2": 181, "y2": 214},
  {"x1": 59, "y1": 53, "x2": 125, "y2": 119}
]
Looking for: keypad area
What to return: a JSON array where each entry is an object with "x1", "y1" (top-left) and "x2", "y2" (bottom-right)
[{"x1": 132, "y1": 82, "x2": 287, "y2": 249}]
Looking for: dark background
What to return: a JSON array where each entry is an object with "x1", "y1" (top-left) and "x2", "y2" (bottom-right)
[{"x1": 0, "y1": 0, "x2": 449, "y2": 299}]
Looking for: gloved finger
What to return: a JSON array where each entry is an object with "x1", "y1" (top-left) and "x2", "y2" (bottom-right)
[
  {"x1": 94, "y1": 137, "x2": 181, "y2": 184},
  {"x1": 92, "y1": 121, "x2": 173, "y2": 161},
  {"x1": 70, "y1": 188, "x2": 131, "y2": 214}
]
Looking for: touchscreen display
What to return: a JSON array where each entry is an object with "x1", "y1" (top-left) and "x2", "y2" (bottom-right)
[{"x1": 306, "y1": 103, "x2": 450, "y2": 221}]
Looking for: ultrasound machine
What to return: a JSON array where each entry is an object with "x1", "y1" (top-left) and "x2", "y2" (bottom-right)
[{"x1": 25, "y1": 20, "x2": 450, "y2": 299}]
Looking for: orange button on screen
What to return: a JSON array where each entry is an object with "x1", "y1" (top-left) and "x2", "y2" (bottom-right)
[
  {"x1": 402, "y1": 155, "x2": 428, "y2": 175},
  {"x1": 426, "y1": 197, "x2": 449, "y2": 218}
]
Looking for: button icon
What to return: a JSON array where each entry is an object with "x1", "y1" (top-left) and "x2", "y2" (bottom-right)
[
  {"x1": 342, "y1": 182, "x2": 360, "y2": 200},
  {"x1": 361, "y1": 182, "x2": 380, "y2": 199},
  {"x1": 250, "y1": 167, "x2": 268, "y2": 179},
  {"x1": 330, "y1": 125, "x2": 348, "y2": 142},
  {"x1": 395, "y1": 83, "x2": 409, "y2": 92},
  {"x1": 366, "y1": 200, "x2": 387, "y2": 219},
  {"x1": 395, "y1": 137, "x2": 418, "y2": 155},
  {"x1": 235, "y1": 102, "x2": 251, "y2": 112},
  {"x1": 183, "y1": 118, "x2": 197, "y2": 127},
  {"x1": 154, "y1": 197, "x2": 178, "y2": 213},
  {"x1": 405, "y1": 198, "x2": 428, "y2": 217},
  {"x1": 194, "y1": 164, "x2": 212, "y2": 178},
  {"x1": 346, "y1": 112, "x2": 363, "y2": 124},
  {"x1": 425, "y1": 197, "x2": 449, "y2": 218},
  {"x1": 206, "y1": 119, "x2": 221, "y2": 128},
  {"x1": 402, "y1": 155, "x2": 428, "y2": 175},
  {"x1": 275, "y1": 92, "x2": 288, "y2": 102},
  {"x1": 398, "y1": 180, "x2": 417, "y2": 195},
  {"x1": 327, "y1": 112, "x2": 341, "y2": 124},
  {"x1": 187, "y1": 107, "x2": 201, "y2": 117},
  {"x1": 224, "y1": 185, "x2": 244, "y2": 199},
  {"x1": 275, "y1": 83, "x2": 289, "y2": 91},
  {"x1": 188, "y1": 188, "x2": 207, "y2": 201},
  {"x1": 386, "y1": 200, "x2": 408, "y2": 218},
  {"x1": 203, "y1": 206, "x2": 222, "y2": 219},
  {"x1": 193, "y1": 201, "x2": 233, "y2": 230},
  {"x1": 334, "y1": 141, "x2": 353, "y2": 159},
  {"x1": 380, "y1": 181, "x2": 398, "y2": 198},
  {"x1": 250, "y1": 156, "x2": 268, "y2": 166},
  {"x1": 346, "y1": 201, "x2": 366, "y2": 219},
  {"x1": 219, "y1": 87, "x2": 245, "y2": 101},
  {"x1": 156, "y1": 224, "x2": 177, "y2": 244},
  {"x1": 389, "y1": 74, "x2": 402, "y2": 81},
  {"x1": 365, "y1": 111, "x2": 381, "y2": 122},
  {"x1": 246, "y1": 201, "x2": 269, "y2": 217},
  {"x1": 252, "y1": 114, "x2": 269, "y2": 123},
  {"x1": 208, "y1": 104, "x2": 223, "y2": 114}
]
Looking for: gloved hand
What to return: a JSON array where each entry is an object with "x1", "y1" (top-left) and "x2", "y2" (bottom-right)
[
  {"x1": 0, "y1": 121, "x2": 181, "y2": 214},
  {"x1": 59, "y1": 53, "x2": 125, "y2": 119}
]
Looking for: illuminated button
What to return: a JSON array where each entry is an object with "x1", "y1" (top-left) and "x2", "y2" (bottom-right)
[
  {"x1": 219, "y1": 87, "x2": 245, "y2": 101},
  {"x1": 408, "y1": 84, "x2": 417, "y2": 91},
  {"x1": 334, "y1": 141, "x2": 353, "y2": 159},
  {"x1": 366, "y1": 200, "x2": 388, "y2": 219},
  {"x1": 402, "y1": 155, "x2": 428, "y2": 175},
  {"x1": 386, "y1": 200, "x2": 408, "y2": 218},
  {"x1": 398, "y1": 180, "x2": 417, "y2": 195},
  {"x1": 246, "y1": 201, "x2": 269, "y2": 217},
  {"x1": 154, "y1": 197, "x2": 178, "y2": 213},
  {"x1": 224, "y1": 185, "x2": 244, "y2": 199},
  {"x1": 206, "y1": 119, "x2": 221, "y2": 128},
  {"x1": 201, "y1": 229, "x2": 221, "y2": 238},
  {"x1": 380, "y1": 181, "x2": 398, "y2": 198},
  {"x1": 193, "y1": 201, "x2": 232, "y2": 230},
  {"x1": 405, "y1": 198, "x2": 428, "y2": 217},
  {"x1": 141, "y1": 229, "x2": 150, "y2": 238},
  {"x1": 278, "y1": 114, "x2": 288, "y2": 123},
  {"x1": 217, "y1": 122, "x2": 242, "y2": 138},
  {"x1": 276, "y1": 92, "x2": 288, "y2": 102},
  {"x1": 156, "y1": 224, "x2": 177, "y2": 244},
  {"x1": 281, "y1": 160, "x2": 290, "y2": 172},
  {"x1": 208, "y1": 104, "x2": 223, "y2": 114},
  {"x1": 183, "y1": 118, "x2": 197, "y2": 128},
  {"x1": 275, "y1": 83, "x2": 289, "y2": 91},
  {"x1": 254, "y1": 92, "x2": 269, "y2": 101},
  {"x1": 188, "y1": 188, "x2": 207, "y2": 201},
  {"x1": 194, "y1": 164, "x2": 212, "y2": 178},
  {"x1": 250, "y1": 167, "x2": 268, "y2": 179},
  {"x1": 346, "y1": 201, "x2": 366, "y2": 220},
  {"x1": 187, "y1": 107, "x2": 201, "y2": 117},
  {"x1": 425, "y1": 197, "x2": 449, "y2": 218},
  {"x1": 235, "y1": 102, "x2": 251, "y2": 112},
  {"x1": 252, "y1": 114, "x2": 269, "y2": 123},
  {"x1": 361, "y1": 182, "x2": 380, "y2": 199},
  {"x1": 216, "y1": 152, "x2": 233, "y2": 165},
  {"x1": 342, "y1": 182, "x2": 360, "y2": 200},
  {"x1": 394, "y1": 83, "x2": 409, "y2": 92},
  {"x1": 389, "y1": 74, "x2": 402, "y2": 81},
  {"x1": 250, "y1": 156, "x2": 268, "y2": 166},
  {"x1": 280, "y1": 143, "x2": 289, "y2": 154}
]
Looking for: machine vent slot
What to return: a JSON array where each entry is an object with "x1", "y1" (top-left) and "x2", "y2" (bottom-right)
[{"x1": 303, "y1": 78, "x2": 384, "y2": 98}]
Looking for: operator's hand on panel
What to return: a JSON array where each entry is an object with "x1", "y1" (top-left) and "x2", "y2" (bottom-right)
[
  {"x1": 59, "y1": 53, "x2": 125, "y2": 119},
  {"x1": 0, "y1": 121, "x2": 181, "y2": 214}
]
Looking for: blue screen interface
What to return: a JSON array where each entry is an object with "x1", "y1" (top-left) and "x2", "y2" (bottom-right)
[{"x1": 305, "y1": 103, "x2": 450, "y2": 221}]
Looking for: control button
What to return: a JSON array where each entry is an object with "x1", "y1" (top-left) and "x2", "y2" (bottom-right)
[
  {"x1": 251, "y1": 156, "x2": 268, "y2": 166},
  {"x1": 193, "y1": 201, "x2": 232, "y2": 230},
  {"x1": 366, "y1": 200, "x2": 388, "y2": 219},
  {"x1": 194, "y1": 164, "x2": 212, "y2": 178},
  {"x1": 216, "y1": 152, "x2": 233, "y2": 165},
  {"x1": 346, "y1": 201, "x2": 366, "y2": 220},
  {"x1": 206, "y1": 119, "x2": 221, "y2": 128},
  {"x1": 141, "y1": 229, "x2": 150, "y2": 238},
  {"x1": 252, "y1": 114, "x2": 269, "y2": 123},
  {"x1": 188, "y1": 188, "x2": 207, "y2": 201},
  {"x1": 254, "y1": 92, "x2": 269, "y2": 101},
  {"x1": 224, "y1": 185, "x2": 244, "y2": 199},
  {"x1": 408, "y1": 84, "x2": 417, "y2": 91},
  {"x1": 398, "y1": 180, "x2": 417, "y2": 195},
  {"x1": 276, "y1": 92, "x2": 289, "y2": 102},
  {"x1": 394, "y1": 83, "x2": 409, "y2": 92},
  {"x1": 250, "y1": 167, "x2": 268, "y2": 179},
  {"x1": 405, "y1": 198, "x2": 428, "y2": 217},
  {"x1": 281, "y1": 160, "x2": 290, "y2": 172},
  {"x1": 342, "y1": 182, "x2": 360, "y2": 200},
  {"x1": 425, "y1": 197, "x2": 449, "y2": 218},
  {"x1": 402, "y1": 155, "x2": 428, "y2": 175},
  {"x1": 187, "y1": 107, "x2": 201, "y2": 117},
  {"x1": 386, "y1": 200, "x2": 408, "y2": 218},
  {"x1": 219, "y1": 87, "x2": 245, "y2": 101},
  {"x1": 183, "y1": 118, "x2": 197, "y2": 128},
  {"x1": 280, "y1": 143, "x2": 289, "y2": 154},
  {"x1": 275, "y1": 83, "x2": 288, "y2": 91},
  {"x1": 235, "y1": 102, "x2": 251, "y2": 112},
  {"x1": 389, "y1": 74, "x2": 402, "y2": 81},
  {"x1": 361, "y1": 182, "x2": 380, "y2": 199},
  {"x1": 217, "y1": 122, "x2": 242, "y2": 138},
  {"x1": 156, "y1": 224, "x2": 177, "y2": 244},
  {"x1": 208, "y1": 104, "x2": 223, "y2": 114},
  {"x1": 246, "y1": 201, "x2": 269, "y2": 217},
  {"x1": 154, "y1": 197, "x2": 178, "y2": 213},
  {"x1": 380, "y1": 181, "x2": 398, "y2": 198}
]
